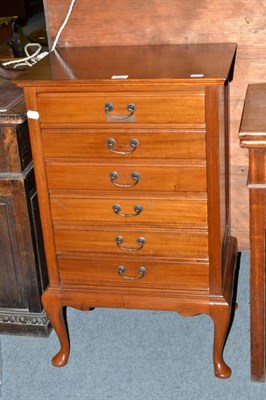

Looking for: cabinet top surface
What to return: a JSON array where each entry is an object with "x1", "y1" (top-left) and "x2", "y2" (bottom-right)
[
  {"x1": 15, "y1": 43, "x2": 236, "y2": 87},
  {"x1": 239, "y1": 83, "x2": 266, "y2": 137},
  {"x1": 0, "y1": 80, "x2": 25, "y2": 120}
]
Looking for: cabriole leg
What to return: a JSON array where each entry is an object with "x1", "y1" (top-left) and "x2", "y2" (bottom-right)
[
  {"x1": 42, "y1": 289, "x2": 70, "y2": 367},
  {"x1": 210, "y1": 304, "x2": 232, "y2": 379}
]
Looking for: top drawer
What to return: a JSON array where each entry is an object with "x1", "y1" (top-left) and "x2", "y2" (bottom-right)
[{"x1": 37, "y1": 92, "x2": 205, "y2": 125}]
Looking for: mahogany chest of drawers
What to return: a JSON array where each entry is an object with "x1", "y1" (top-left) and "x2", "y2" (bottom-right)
[{"x1": 16, "y1": 43, "x2": 238, "y2": 377}]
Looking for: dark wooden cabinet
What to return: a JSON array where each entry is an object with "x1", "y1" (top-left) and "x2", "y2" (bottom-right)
[
  {"x1": 0, "y1": 80, "x2": 50, "y2": 336},
  {"x1": 239, "y1": 83, "x2": 266, "y2": 382}
]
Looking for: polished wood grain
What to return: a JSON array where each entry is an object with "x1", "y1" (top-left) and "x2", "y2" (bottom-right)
[
  {"x1": 17, "y1": 43, "x2": 236, "y2": 83},
  {"x1": 42, "y1": 129, "x2": 206, "y2": 160},
  {"x1": 37, "y1": 92, "x2": 205, "y2": 125},
  {"x1": 239, "y1": 83, "x2": 266, "y2": 382},
  {"x1": 54, "y1": 226, "x2": 209, "y2": 259},
  {"x1": 58, "y1": 256, "x2": 209, "y2": 291},
  {"x1": 50, "y1": 195, "x2": 208, "y2": 227},
  {"x1": 16, "y1": 44, "x2": 237, "y2": 378},
  {"x1": 45, "y1": 163, "x2": 206, "y2": 193}
]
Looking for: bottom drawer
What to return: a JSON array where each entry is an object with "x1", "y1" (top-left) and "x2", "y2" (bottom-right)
[{"x1": 58, "y1": 257, "x2": 209, "y2": 291}]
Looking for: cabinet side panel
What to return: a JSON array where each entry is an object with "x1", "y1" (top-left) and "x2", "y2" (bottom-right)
[
  {"x1": 23, "y1": 87, "x2": 60, "y2": 286},
  {"x1": 22, "y1": 169, "x2": 48, "y2": 312},
  {"x1": 0, "y1": 195, "x2": 21, "y2": 307},
  {"x1": 205, "y1": 85, "x2": 224, "y2": 295},
  {"x1": 219, "y1": 86, "x2": 230, "y2": 244}
]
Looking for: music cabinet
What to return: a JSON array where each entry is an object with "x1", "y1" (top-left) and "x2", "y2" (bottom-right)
[{"x1": 16, "y1": 43, "x2": 238, "y2": 377}]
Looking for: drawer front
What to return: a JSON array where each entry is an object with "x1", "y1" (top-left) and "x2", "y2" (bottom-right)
[
  {"x1": 37, "y1": 93, "x2": 205, "y2": 125},
  {"x1": 54, "y1": 227, "x2": 209, "y2": 260},
  {"x1": 58, "y1": 256, "x2": 209, "y2": 291},
  {"x1": 50, "y1": 196, "x2": 208, "y2": 228},
  {"x1": 46, "y1": 163, "x2": 206, "y2": 192},
  {"x1": 42, "y1": 129, "x2": 206, "y2": 160}
]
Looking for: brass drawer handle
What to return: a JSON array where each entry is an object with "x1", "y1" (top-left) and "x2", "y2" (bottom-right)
[
  {"x1": 118, "y1": 265, "x2": 147, "y2": 280},
  {"x1": 115, "y1": 236, "x2": 145, "y2": 252},
  {"x1": 104, "y1": 102, "x2": 137, "y2": 120},
  {"x1": 106, "y1": 138, "x2": 139, "y2": 155},
  {"x1": 112, "y1": 204, "x2": 143, "y2": 217},
  {"x1": 109, "y1": 171, "x2": 140, "y2": 188}
]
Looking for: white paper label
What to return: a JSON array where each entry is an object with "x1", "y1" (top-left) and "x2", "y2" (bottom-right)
[
  {"x1": 27, "y1": 110, "x2": 40, "y2": 120},
  {"x1": 190, "y1": 74, "x2": 205, "y2": 78},
  {"x1": 111, "y1": 75, "x2": 129, "y2": 79}
]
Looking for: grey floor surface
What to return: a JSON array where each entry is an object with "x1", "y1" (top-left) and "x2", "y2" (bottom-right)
[{"x1": 0, "y1": 252, "x2": 265, "y2": 400}]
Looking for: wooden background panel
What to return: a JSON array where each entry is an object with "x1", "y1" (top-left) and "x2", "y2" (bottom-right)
[
  {"x1": 43, "y1": 0, "x2": 266, "y2": 48},
  {"x1": 43, "y1": 0, "x2": 266, "y2": 250}
]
